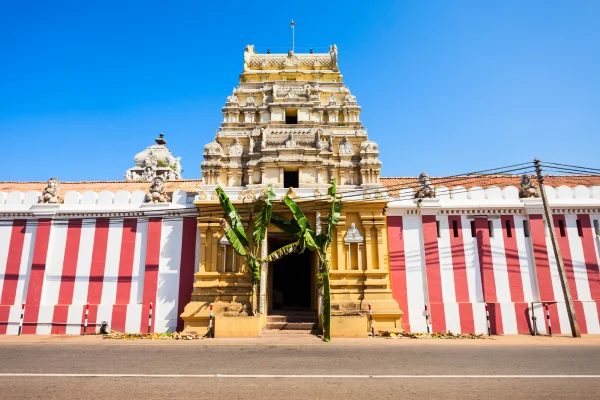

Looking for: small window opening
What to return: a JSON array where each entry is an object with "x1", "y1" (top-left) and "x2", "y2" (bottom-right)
[
  {"x1": 594, "y1": 220, "x2": 600, "y2": 236},
  {"x1": 558, "y1": 219, "x2": 566, "y2": 237},
  {"x1": 285, "y1": 108, "x2": 298, "y2": 124},
  {"x1": 488, "y1": 220, "x2": 494, "y2": 237},
  {"x1": 436, "y1": 221, "x2": 441, "y2": 238},
  {"x1": 523, "y1": 220, "x2": 530, "y2": 238},
  {"x1": 505, "y1": 219, "x2": 513, "y2": 238},
  {"x1": 576, "y1": 219, "x2": 583, "y2": 237},
  {"x1": 452, "y1": 220, "x2": 459, "y2": 238},
  {"x1": 470, "y1": 221, "x2": 476, "y2": 238},
  {"x1": 283, "y1": 170, "x2": 299, "y2": 188}
]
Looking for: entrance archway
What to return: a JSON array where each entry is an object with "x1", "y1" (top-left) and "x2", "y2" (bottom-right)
[{"x1": 267, "y1": 234, "x2": 313, "y2": 313}]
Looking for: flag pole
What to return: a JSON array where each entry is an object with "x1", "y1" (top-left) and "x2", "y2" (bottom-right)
[{"x1": 291, "y1": 20, "x2": 295, "y2": 52}]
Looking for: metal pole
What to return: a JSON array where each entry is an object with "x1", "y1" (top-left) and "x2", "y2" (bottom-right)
[
  {"x1": 545, "y1": 303, "x2": 552, "y2": 336},
  {"x1": 424, "y1": 304, "x2": 430, "y2": 333},
  {"x1": 83, "y1": 303, "x2": 89, "y2": 335},
  {"x1": 18, "y1": 304, "x2": 25, "y2": 336},
  {"x1": 291, "y1": 20, "x2": 295, "y2": 52},
  {"x1": 530, "y1": 303, "x2": 538, "y2": 336},
  {"x1": 147, "y1": 302, "x2": 153, "y2": 334},
  {"x1": 534, "y1": 159, "x2": 581, "y2": 337},
  {"x1": 208, "y1": 304, "x2": 214, "y2": 338},
  {"x1": 485, "y1": 303, "x2": 491, "y2": 336},
  {"x1": 368, "y1": 303, "x2": 375, "y2": 337}
]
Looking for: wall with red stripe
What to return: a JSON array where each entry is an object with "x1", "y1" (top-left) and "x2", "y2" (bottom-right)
[
  {"x1": 0, "y1": 189, "x2": 199, "y2": 335},
  {"x1": 387, "y1": 184, "x2": 600, "y2": 335}
]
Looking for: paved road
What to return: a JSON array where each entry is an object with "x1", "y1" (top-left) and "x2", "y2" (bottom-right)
[{"x1": 1, "y1": 339, "x2": 599, "y2": 399}]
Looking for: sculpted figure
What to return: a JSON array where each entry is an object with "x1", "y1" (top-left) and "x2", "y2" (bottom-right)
[
  {"x1": 226, "y1": 90, "x2": 239, "y2": 105},
  {"x1": 329, "y1": 44, "x2": 339, "y2": 71},
  {"x1": 38, "y1": 177, "x2": 63, "y2": 204},
  {"x1": 272, "y1": 82, "x2": 280, "y2": 98},
  {"x1": 284, "y1": 133, "x2": 297, "y2": 148},
  {"x1": 173, "y1": 157, "x2": 183, "y2": 179},
  {"x1": 245, "y1": 94, "x2": 255, "y2": 107},
  {"x1": 260, "y1": 127, "x2": 268, "y2": 149},
  {"x1": 142, "y1": 165, "x2": 156, "y2": 181},
  {"x1": 329, "y1": 94, "x2": 337, "y2": 106},
  {"x1": 229, "y1": 138, "x2": 243, "y2": 156},
  {"x1": 145, "y1": 176, "x2": 170, "y2": 203},
  {"x1": 124, "y1": 169, "x2": 133, "y2": 181},
  {"x1": 338, "y1": 136, "x2": 352, "y2": 154},
  {"x1": 249, "y1": 136, "x2": 255, "y2": 154},
  {"x1": 519, "y1": 174, "x2": 540, "y2": 198},
  {"x1": 415, "y1": 172, "x2": 435, "y2": 199},
  {"x1": 243, "y1": 45, "x2": 254, "y2": 71},
  {"x1": 145, "y1": 150, "x2": 158, "y2": 168},
  {"x1": 345, "y1": 222, "x2": 364, "y2": 242}
]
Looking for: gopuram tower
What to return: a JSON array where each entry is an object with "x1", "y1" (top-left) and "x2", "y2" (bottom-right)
[{"x1": 181, "y1": 45, "x2": 403, "y2": 337}]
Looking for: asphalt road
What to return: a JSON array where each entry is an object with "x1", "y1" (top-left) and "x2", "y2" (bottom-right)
[{"x1": 1, "y1": 340, "x2": 599, "y2": 399}]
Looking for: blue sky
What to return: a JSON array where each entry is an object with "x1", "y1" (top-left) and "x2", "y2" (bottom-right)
[{"x1": 1, "y1": 1, "x2": 598, "y2": 181}]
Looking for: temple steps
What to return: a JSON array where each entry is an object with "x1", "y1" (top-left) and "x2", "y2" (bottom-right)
[{"x1": 264, "y1": 310, "x2": 319, "y2": 334}]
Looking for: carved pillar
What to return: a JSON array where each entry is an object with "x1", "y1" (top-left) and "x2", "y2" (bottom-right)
[
  {"x1": 316, "y1": 166, "x2": 322, "y2": 184},
  {"x1": 374, "y1": 218, "x2": 386, "y2": 270},
  {"x1": 361, "y1": 217, "x2": 374, "y2": 270},
  {"x1": 260, "y1": 167, "x2": 266, "y2": 184},
  {"x1": 247, "y1": 169, "x2": 254, "y2": 185},
  {"x1": 335, "y1": 215, "x2": 346, "y2": 270},
  {"x1": 198, "y1": 223, "x2": 209, "y2": 273},
  {"x1": 279, "y1": 167, "x2": 284, "y2": 185},
  {"x1": 211, "y1": 227, "x2": 219, "y2": 273}
]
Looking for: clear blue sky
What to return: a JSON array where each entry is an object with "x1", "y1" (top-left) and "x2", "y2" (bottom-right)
[{"x1": 1, "y1": 1, "x2": 598, "y2": 181}]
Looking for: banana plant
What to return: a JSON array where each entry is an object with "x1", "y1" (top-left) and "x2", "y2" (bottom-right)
[
  {"x1": 267, "y1": 179, "x2": 342, "y2": 341},
  {"x1": 215, "y1": 184, "x2": 276, "y2": 315}
]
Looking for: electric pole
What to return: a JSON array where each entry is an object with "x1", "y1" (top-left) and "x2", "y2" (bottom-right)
[{"x1": 533, "y1": 159, "x2": 581, "y2": 338}]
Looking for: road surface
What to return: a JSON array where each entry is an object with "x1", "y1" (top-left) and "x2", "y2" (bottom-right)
[{"x1": 0, "y1": 335, "x2": 599, "y2": 399}]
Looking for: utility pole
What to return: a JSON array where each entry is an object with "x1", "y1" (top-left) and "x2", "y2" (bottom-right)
[{"x1": 533, "y1": 159, "x2": 581, "y2": 338}]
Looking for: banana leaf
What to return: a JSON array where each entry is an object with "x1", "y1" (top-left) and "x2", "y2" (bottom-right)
[
  {"x1": 253, "y1": 200, "x2": 272, "y2": 246},
  {"x1": 266, "y1": 242, "x2": 300, "y2": 262},
  {"x1": 222, "y1": 222, "x2": 247, "y2": 256},
  {"x1": 270, "y1": 213, "x2": 302, "y2": 238},
  {"x1": 283, "y1": 196, "x2": 311, "y2": 231},
  {"x1": 215, "y1": 187, "x2": 249, "y2": 247}
]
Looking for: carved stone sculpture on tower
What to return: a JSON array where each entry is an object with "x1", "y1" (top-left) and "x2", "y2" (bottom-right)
[
  {"x1": 519, "y1": 174, "x2": 540, "y2": 198},
  {"x1": 415, "y1": 172, "x2": 436, "y2": 199},
  {"x1": 38, "y1": 177, "x2": 63, "y2": 204},
  {"x1": 145, "y1": 176, "x2": 170, "y2": 203},
  {"x1": 339, "y1": 135, "x2": 352, "y2": 154},
  {"x1": 284, "y1": 133, "x2": 297, "y2": 148},
  {"x1": 329, "y1": 44, "x2": 339, "y2": 72},
  {"x1": 229, "y1": 138, "x2": 243, "y2": 156},
  {"x1": 124, "y1": 133, "x2": 183, "y2": 181}
]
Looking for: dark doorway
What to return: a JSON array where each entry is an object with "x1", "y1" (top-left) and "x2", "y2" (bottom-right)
[
  {"x1": 283, "y1": 170, "x2": 299, "y2": 188},
  {"x1": 269, "y1": 235, "x2": 312, "y2": 311}
]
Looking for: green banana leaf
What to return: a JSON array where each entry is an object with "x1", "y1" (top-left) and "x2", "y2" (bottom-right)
[
  {"x1": 270, "y1": 213, "x2": 302, "y2": 238},
  {"x1": 222, "y1": 222, "x2": 247, "y2": 257},
  {"x1": 253, "y1": 200, "x2": 272, "y2": 246},
  {"x1": 283, "y1": 196, "x2": 311, "y2": 231},
  {"x1": 266, "y1": 241, "x2": 300, "y2": 262},
  {"x1": 215, "y1": 187, "x2": 249, "y2": 248}
]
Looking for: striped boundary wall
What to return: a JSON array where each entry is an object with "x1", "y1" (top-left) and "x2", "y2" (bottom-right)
[
  {"x1": 0, "y1": 216, "x2": 199, "y2": 335},
  {"x1": 388, "y1": 213, "x2": 600, "y2": 334}
]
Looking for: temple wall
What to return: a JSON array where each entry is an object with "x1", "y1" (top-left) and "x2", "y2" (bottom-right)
[
  {"x1": 387, "y1": 185, "x2": 600, "y2": 334},
  {"x1": 0, "y1": 190, "x2": 199, "y2": 335}
]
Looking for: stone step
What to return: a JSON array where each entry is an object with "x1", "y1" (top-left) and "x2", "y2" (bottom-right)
[
  {"x1": 266, "y1": 322, "x2": 318, "y2": 331},
  {"x1": 266, "y1": 315, "x2": 318, "y2": 323},
  {"x1": 261, "y1": 329, "x2": 318, "y2": 336}
]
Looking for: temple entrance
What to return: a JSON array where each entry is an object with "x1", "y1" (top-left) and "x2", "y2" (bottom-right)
[{"x1": 268, "y1": 234, "x2": 313, "y2": 312}]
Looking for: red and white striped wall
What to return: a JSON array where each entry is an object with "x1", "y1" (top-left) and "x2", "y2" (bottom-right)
[
  {"x1": 0, "y1": 216, "x2": 199, "y2": 335},
  {"x1": 388, "y1": 211, "x2": 600, "y2": 334}
]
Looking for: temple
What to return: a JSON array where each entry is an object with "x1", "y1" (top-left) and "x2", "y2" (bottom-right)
[
  {"x1": 181, "y1": 45, "x2": 401, "y2": 336},
  {"x1": 1, "y1": 45, "x2": 600, "y2": 337}
]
